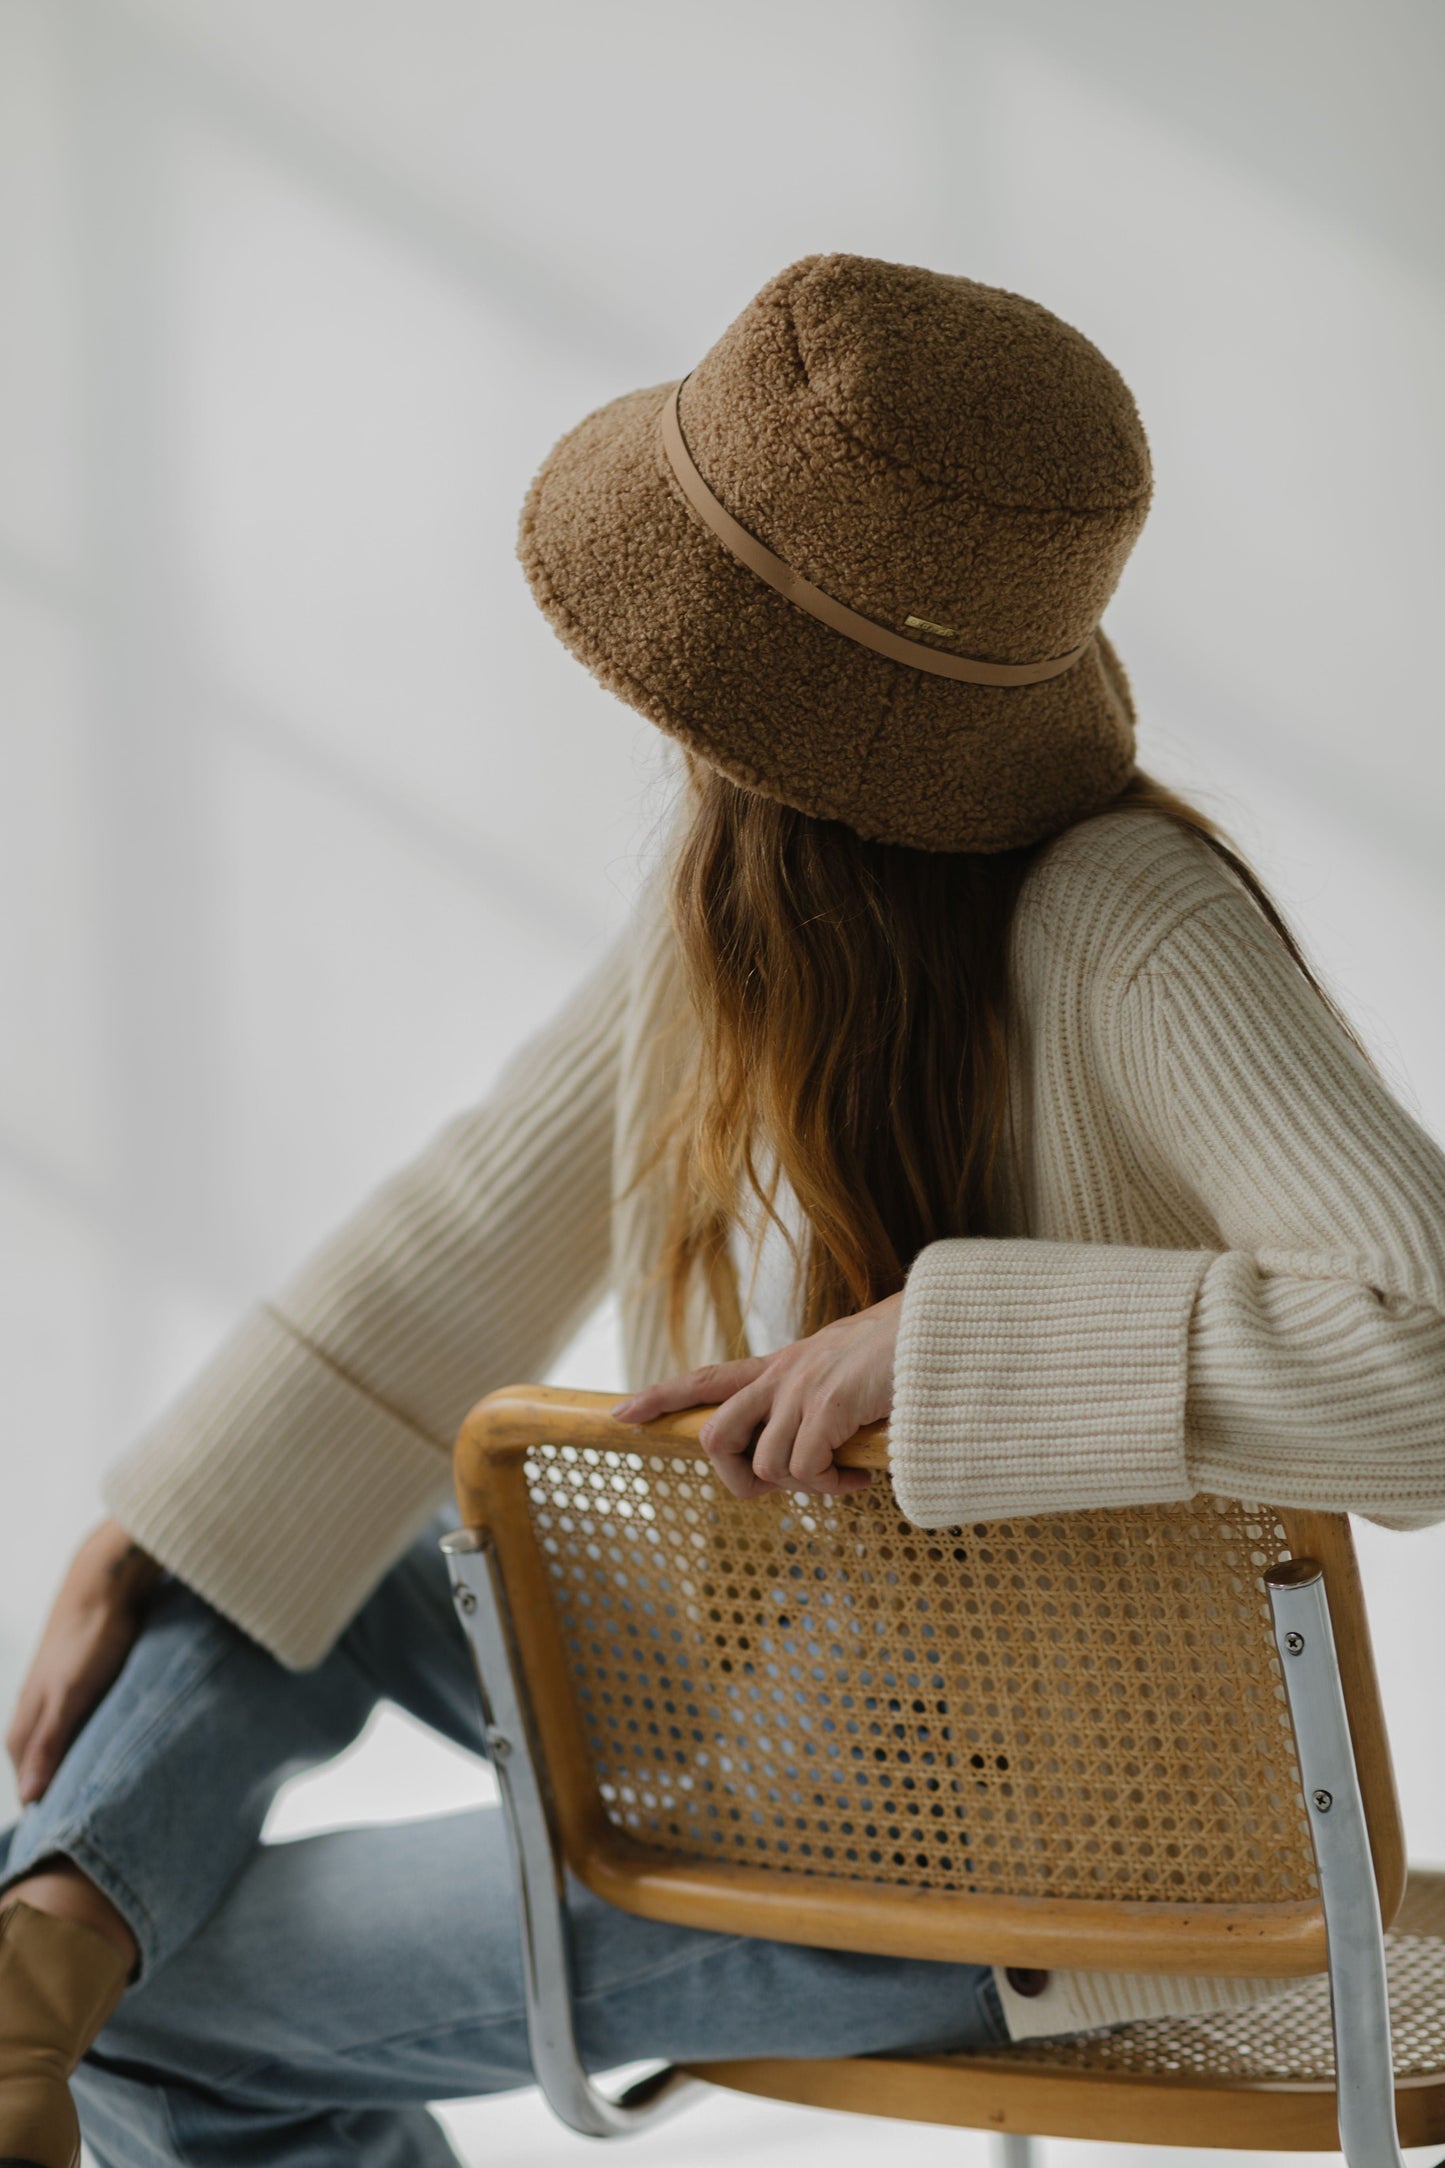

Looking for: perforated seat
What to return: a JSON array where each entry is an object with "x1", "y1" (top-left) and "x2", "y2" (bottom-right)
[
  {"x1": 697, "y1": 1869, "x2": 1445, "y2": 2151},
  {"x1": 442, "y1": 1385, "x2": 1437, "y2": 2163}
]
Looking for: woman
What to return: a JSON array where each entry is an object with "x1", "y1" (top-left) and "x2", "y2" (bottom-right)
[{"x1": 4, "y1": 254, "x2": 1445, "y2": 2168}]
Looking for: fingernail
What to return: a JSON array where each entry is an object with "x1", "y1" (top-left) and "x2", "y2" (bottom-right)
[{"x1": 610, "y1": 1399, "x2": 638, "y2": 1421}]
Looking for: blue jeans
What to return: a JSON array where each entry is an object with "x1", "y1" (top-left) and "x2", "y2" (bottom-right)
[{"x1": 1, "y1": 1519, "x2": 1006, "y2": 2166}]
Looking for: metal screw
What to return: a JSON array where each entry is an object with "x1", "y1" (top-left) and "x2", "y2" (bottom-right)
[
  {"x1": 1283, "y1": 1631, "x2": 1305, "y2": 1655},
  {"x1": 486, "y1": 1729, "x2": 513, "y2": 1761},
  {"x1": 1312, "y1": 1788, "x2": 1333, "y2": 1813},
  {"x1": 454, "y1": 1587, "x2": 477, "y2": 1615}
]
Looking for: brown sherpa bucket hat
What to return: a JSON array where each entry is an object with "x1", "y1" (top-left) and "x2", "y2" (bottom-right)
[{"x1": 519, "y1": 253, "x2": 1151, "y2": 852}]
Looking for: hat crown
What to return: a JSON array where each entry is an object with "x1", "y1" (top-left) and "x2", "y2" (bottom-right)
[
  {"x1": 681, "y1": 254, "x2": 1151, "y2": 662},
  {"x1": 519, "y1": 251, "x2": 1146, "y2": 853}
]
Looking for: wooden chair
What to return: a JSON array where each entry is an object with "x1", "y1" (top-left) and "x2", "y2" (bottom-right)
[{"x1": 440, "y1": 1384, "x2": 1445, "y2": 2166}]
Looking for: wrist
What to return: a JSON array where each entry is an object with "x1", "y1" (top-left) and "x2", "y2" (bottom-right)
[{"x1": 82, "y1": 1519, "x2": 163, "y2": 1608}]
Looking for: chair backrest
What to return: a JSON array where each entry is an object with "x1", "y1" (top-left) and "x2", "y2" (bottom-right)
[{"x1": 454, "y1": 1386, "x2": 1405, "y2": 1979}]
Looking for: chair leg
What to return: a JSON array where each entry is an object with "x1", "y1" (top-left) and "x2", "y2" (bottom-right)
[
  {"x1": 441, "y1": 1528, "x2": 704, "y2": 2139},
  {"x1": 1267, "y1": 1561, "x2": 1407, "y2": 2168},
  {"x1": 993, "y1": 2135, "x2": 1038, "y2": 2168}
]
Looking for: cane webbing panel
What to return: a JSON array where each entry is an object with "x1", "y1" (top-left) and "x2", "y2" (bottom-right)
[
  {"x1": 965, "y1": 1870, "x2": 1445, "y2": 2085},
  {"x1": 523, "y1": 1442, "x2": 1317, "y2": 1906}
]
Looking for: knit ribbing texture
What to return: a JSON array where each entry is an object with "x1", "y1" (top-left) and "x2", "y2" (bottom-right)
[
  {"x1": 101, "y1": 805, "x2": 1445, "y2": 2036},
  {"x1": 104, "y1": 929, "x2": 630, "y2": 1669}
]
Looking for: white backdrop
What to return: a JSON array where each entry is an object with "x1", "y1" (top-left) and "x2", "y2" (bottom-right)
[{"x1": 2, "y1": 3, "x2": 1443, "y2": 2163}]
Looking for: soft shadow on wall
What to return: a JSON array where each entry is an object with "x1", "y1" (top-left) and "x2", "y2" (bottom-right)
[{"x1": 2, "y1": 9, "x2": 1442, "y2": 2165}]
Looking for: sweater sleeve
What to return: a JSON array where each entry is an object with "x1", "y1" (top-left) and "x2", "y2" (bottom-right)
[
  {"x1": 101, "y1": 924, "x2": 632, "y2": 1668},
  {"x1": 890, "y1": 888, "x2": 1445, "y2": 1531}
]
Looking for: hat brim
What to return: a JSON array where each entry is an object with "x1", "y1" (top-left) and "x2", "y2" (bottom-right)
[{"x1": 519, "y1": 381, "x2": 1136, "y2": 853}]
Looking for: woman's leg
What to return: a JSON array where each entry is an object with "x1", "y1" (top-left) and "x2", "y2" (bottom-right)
[
  {"x1": 0, "y1": 1515, "x2": 480, "y2": 1980},
  {"x1": 75, "y1": 1804, "x2": 1005, "y2": 2168}
]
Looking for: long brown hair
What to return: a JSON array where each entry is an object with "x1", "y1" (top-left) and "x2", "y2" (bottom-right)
[{"x1": 658, "y1": 761, "x2": 1363, "y2": 1363}]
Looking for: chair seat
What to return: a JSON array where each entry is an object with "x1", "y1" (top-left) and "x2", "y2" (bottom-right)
[{"x1": 686, "y1": 1868, "x2": 1445, "y2": 2150}]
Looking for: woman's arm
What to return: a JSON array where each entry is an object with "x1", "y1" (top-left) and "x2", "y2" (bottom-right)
[
  {"x1": 101, "y1": 920, "x2": 636, "y2": 1670},
  {"x1": 617, "y1": 871, "x2": 1445, "y2": 1529},
  {"x1": 890, "y1": 886, "x2": 1445, "y2": 1529},
  {"x1": 1128, "y1": 887, "x2": 1445, "y2": 1525}
]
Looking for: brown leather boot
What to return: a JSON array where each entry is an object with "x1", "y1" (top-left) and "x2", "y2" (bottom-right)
[{"x1": 0, "y1": 1903, "x2": 129, "y2": 2168}]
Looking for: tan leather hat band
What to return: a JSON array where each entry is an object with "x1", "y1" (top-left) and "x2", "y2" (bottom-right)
[{"x1": 658, "y1": 381, "x2": 1091, "y2": 689}]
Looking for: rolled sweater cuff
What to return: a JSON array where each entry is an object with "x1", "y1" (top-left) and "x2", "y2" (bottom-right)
[
  {"x1": 993, "y1": 1959, "x2": 1297, "y2": 2041},
  {"x1": 101, "y1": 1304, "x2": 453, "y2": 1671},
  {"x1": 889, "y1": 1239, "x2": 1214, "y2": 1527}
]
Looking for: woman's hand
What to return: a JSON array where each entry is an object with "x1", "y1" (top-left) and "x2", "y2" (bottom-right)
[
  {"x1": 612, "y1": 1290, "x2": 902, "y2": 1500},
  {"x1": 6, "y1": 1520, "x2": 162, "y2": 1806}
]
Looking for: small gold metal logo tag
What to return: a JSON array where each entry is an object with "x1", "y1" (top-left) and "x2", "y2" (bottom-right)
[{"x1": 904, "y1": 613, "x2": 963, "y2": 638}]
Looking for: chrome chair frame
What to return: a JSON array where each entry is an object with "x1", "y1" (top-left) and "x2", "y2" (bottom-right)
[
  {"x1": 440, "y1": 1527, "x2": 702, "y2": 2138},
  {"x1": 1265, "y1": 1559, "x2": 1408, "y2": 2168},
  {"x1": 443, "y1": 1524, "x2": 1412, "y2": 2165}
]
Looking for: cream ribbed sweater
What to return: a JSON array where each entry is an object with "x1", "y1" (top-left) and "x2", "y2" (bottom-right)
[{"x1": 102, "y1": 806, "x2": 1445, "y2": 2039}]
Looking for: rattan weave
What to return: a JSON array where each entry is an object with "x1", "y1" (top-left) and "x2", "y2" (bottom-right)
[
  {"x1": 966, "y1": 1870, "x2": 1445, "y2": 2086},
  {"x1": 523, "y1": 1441, "x2": 1317, "y2": 1906}
]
